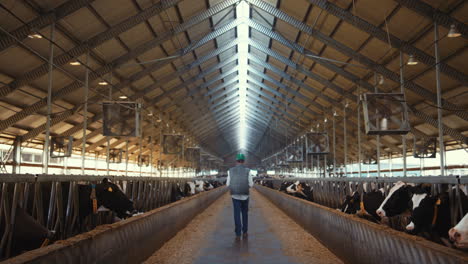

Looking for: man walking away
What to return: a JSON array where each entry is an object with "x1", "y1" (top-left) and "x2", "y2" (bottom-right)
[{"x1": 226, "y1": 153, "x2": 253, "y2": 239}]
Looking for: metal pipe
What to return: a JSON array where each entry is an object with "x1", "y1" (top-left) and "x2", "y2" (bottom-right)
[
  {"x1": 106, "y1": 72, "x2": 112, "y2": 177},
  {"x1": 343, "y1": 103, "x2": 347, "y2": 177},
  {"x1": 434, "y1": 22, "x2": 445, "y2": 176},
  {"x1": 139, "y1": 136, "x2": 143, "y2": 177},
  {"x1": 389, "y1": 152, "x2": 393, "y2": 177},
  {"x1": 357, "y1": 89, "x2": 362, "y2": 178},
  {"x1": 332, "y1": 113, "x2": 336, "y2": 177},
  {"x1": 125, "y1": 139, "x2": 129, "y2": 177},
  {"x1": 399, "y1": 51, "x2": 407, "y2": 176},
  {"x1": 81, "y1": 51, "x2": 89, "y2": 175},
  {"x1": 374, "y1": 73, "x2": 381, "y2": 178},
  {"x1": 12, "y1": 136, "x2": 21, "y2": 174},
  {"x1": 43, "y1": 23, "x2": 55, "y2": 174}
]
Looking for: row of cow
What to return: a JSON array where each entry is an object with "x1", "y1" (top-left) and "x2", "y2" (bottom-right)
[
  {"x1": 0, "y1": 178, "x2": 223, "y2": 259},
  {"x1": 256, "y1": 179, "x2": 468, "y2": 250}
]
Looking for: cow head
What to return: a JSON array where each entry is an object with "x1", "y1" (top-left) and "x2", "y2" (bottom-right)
[
  {"x1": 96, "y1": 178, "x2": 134, "y2": 219},
  {"x1": 449, "y1": 213, "x2": 468, "y2": 248},
  {"x1": 341, "y1": 191, "x2": 360, "y2": 214},
  {"x1": 403, "y1": 184, "x2": 432, "y2": 232},
  {"x1": 376, "y1": 181, "x2": 413, "y2": 218}
]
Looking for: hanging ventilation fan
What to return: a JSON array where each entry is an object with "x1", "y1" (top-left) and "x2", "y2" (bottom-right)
[
  {"x1": 108, "y1": 148, "x2": 123, "y2": 163},
  {"x1": 362, "y1": 93, "x2": 410, "y2": 135},
  {"x1": 162, "y1": 134, "x2": 184, "y2": 154},
  {"x1": 138, "y1": 155, "x2": 150, "y2": 167},
  {"x1": 413, "y1": 137, "x2": 437, "y2": 158},
  {"x1": 362, "y1": 152, "x2": 378, "y2": 165},
  {"x1": 185, "y1": 147, "x2": 201, "y2": 163},
  {"x1": 102, "y1": 101, "x2": 141, "y2": 137},
  {"x1": 286, "y1": 145, "x2": 303, "y2": 163},
  {"x1": 306, "y1": 132, "x2": 329, "y2": 154},
  {"x1": 277, "y1": 152, "x2": 288, "y2": 167},
  {"x1": 50, "y1": 136, "x2": 73, "y2": 158}
]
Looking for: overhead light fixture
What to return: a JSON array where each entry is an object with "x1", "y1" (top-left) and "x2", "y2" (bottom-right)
[
  {"x1": 28, "y1": 34, "x2": 42, "y2": 39},
  {"x1": 119, "y1": 95, "x2": 128, "y2": 99},
  {"x1": 70, "y1": 61, "x2": 81, "y2": 66},
  {"x1": 407, "y1": 54, "x2": 418, "y2": 65},
  {"x1": 447, "y1": 24, "x2": 461, "y2": 38},
  {"x1": 98, "y1": 81, "x2": 108, "y2": 86}
]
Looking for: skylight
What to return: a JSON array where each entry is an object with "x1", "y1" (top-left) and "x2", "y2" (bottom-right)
[{"x1": 237, "y1": 1, "x2": 249, "y2": 150}]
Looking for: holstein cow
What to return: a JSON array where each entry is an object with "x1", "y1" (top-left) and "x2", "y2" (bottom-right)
[
  {"x1": 185, "y1": 181, "x2": 197, "y2": 196},
  {"x1": 171, "y1": 183, "x2": 186, "y2": 202},
  {"x1": 340, "y1": 189, "x2": 385, "y2": 222},
  {"x1": 285, "y1": 181, "x2": 314, "y2": 201},
  {"x1": 279, "y1": 181, "x2": 294, "y2": 192},
  {"x1": 195, "y1": 180, "x2": 205, "y2": 193},
  {"x1": 203, "y1": 181, "x2": 214, "y2": 191},
  {"x1": 77, "y1": 178, "x2": 135, "y2": 220},
  {"x1": 449, "y1": 213, "x2": 468, "y2": 248},
  {"x1": 405, "y1": 185, "x2": 468, "y2": 246},
  {"x1": 376, "y1": 181, "x2": 414, "y2": 218},
  {"x1": 1, "y1": 178, "x2": 134, "y2": 257}
]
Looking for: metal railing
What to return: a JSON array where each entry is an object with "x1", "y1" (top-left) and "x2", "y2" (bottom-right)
[
  {"x1": 257, "y1": 176, "x2": 466, "y2": 227},
  {"x1": 0, "y1": 174, "x2": 218, "y2": 259}
]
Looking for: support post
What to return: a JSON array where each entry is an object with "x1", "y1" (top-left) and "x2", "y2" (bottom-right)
[
  {"x1": 399, "y1": 51, "x2": 407, "y2": 176},
  {"x1": 106, "y1": 73, "x2": 112, "y2": 176},
  {"x1": 332, "y1": 112, "x2": 337, "y2": 177},
  {"x1": 434, "y1": 22, "x2": 445, "y2": 176},
  {"x1": 357, "y1": 88, "x2": 362, "y2": 178},
  {"x1": 43, "y1": 23, "x2": 55, "y2": 174},
  {"x1": 125, "y1": 139, "x2": 129, "y2": 177},
  {"x1": 11, "y1": 136, "x2": 22, "y2": 174},
  {"x1": 81, "y1": 51, "x2": 90, "y2": 175},
  {"x1": 343, "y1": 103, "x2": 347, "y2": 177},
  {"x1": 374, "y1": 73, "x2": 381, "y2": 178},
  {"x1": 389, "y1": 152, "x2": 393, "y2": 177}
]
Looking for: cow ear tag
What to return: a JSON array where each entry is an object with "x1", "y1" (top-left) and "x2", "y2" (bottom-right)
[{"x1": 108, "y1": 187, "x2": 113, "y2": 192}]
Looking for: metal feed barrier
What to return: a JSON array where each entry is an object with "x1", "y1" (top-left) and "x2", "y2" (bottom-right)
[
  {"x1": 3, "y1": 186, "x2": 227, "y2": 264},
  {"x1": 256, "y1": 185, "x2": 468, "y2": 264},
  {"x1": 260, "y1": 176, "x2": 467, "y2": 227},
  {"x1": 0, "y1": 174, "x2": 218, "y2": 259}
]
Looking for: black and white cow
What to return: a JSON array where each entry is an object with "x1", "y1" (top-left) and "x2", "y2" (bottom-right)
[
  {"x1": 449, "y1": 213, "x2": 468, "y2": 248},
  {"x1": 279, "y1": 181, "x2": 294, "y2": 192},
  {"x1": 376, "y1": 181, "x2": 414, "y2": 218},
  {"x1": 340, "y1": 188, "x2": 385, "y2": 222},
  {"x1": 1, "y1": 178, "x2": 134, "y2": 257},
  {"x1": 285, "y1": 181, "x2": 314, "y2": 201},
  {"x1": 77, "y1": 178, "x2": 135, "y2": 221},
  {"x1": 171, "y1": 183, "x2": 186, "y2": 202},
  {"x1": 405, "y1": 185, "x2": 468, "y2": 246}
]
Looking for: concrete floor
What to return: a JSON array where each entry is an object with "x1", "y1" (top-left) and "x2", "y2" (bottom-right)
[{"x1": 143, "y1": 190, "x2": 342, "y2": 264}]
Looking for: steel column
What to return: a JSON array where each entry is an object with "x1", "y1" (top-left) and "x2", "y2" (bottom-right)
[
  {"x1": 434, "y1": 22, "x2": 445, "y2": 177},
  {"x1": 43, "y1": 23, "x2": 55, "y2": 174},
  {"x1": 81, "y1": 51, "x2": 89, "y2": 174},
  {"x1": 400, "y1": 51, "x2": 407, "y2": 176},
  {"x1": 343, "y1": 104, "x2": 347, "y2": 176}
]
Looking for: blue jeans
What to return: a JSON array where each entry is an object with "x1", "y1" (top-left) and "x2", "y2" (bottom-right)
[{"x1": 232, "y1": 198, "x2": 249, "y2": 236}]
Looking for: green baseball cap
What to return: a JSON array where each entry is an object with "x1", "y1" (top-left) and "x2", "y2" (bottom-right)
[{"x1": 236, "y1": 153, "x2": 245, "y2": 161}]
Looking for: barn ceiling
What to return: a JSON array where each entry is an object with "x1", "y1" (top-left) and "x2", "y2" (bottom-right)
[{"x1": 0, "y1": 0, "x2": 466, "y2": 165}]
